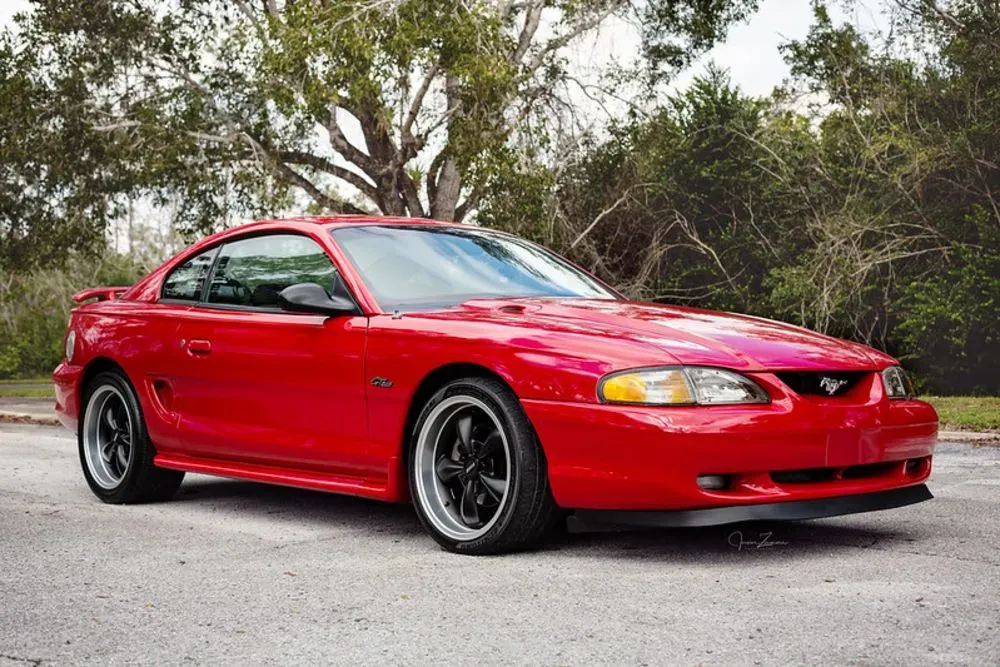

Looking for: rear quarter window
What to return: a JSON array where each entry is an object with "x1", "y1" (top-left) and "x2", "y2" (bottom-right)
[{"x1": 161, "y1": 248, "x2": 218, "y2": 301}]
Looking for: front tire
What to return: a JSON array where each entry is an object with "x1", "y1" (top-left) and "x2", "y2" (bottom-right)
[
  {"x1": 408, "y1": 377, "x2": 560, "y2": 555},
  {"x1": 79, "y1": 369, "x2": 184, "y2": 503}
]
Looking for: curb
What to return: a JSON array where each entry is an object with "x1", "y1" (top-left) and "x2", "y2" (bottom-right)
[
  {"x1": 0, "y1": 411, "x2": 61, "y2": 426},
  {"x1": 939, "y1": 430, "x2": 1000, "y2": 443}
]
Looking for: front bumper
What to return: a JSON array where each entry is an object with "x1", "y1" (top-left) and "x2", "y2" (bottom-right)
[
  {"x1": 571, "y1": 484, "x2": 933, "y2": 529},
  {"x1": 522, "y1": 375, "x2": 938, "y2": 511}
]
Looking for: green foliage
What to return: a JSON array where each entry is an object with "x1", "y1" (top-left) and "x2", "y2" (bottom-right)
[
  {"x1": 546, "y1": 67, "x2": 817, "y2": 311},
  {"x1": 641, "y1": 0, "x2": 760, "y2": 82},
  {"x1": 0, "y1": 254, "x2": 149, "y2": 378},
  {"x1": 3, "y1": 0, "x2": 997, "y2": 396},
  {"x1": 0, "y1": 0, "x2": 753, "y2": 272},
  {"x1": 896, "y1": 211, "x2": 1000, "y2": 394},
  {"x1": 482, "y1": 2, "x2": 1000, "y2": 395}
]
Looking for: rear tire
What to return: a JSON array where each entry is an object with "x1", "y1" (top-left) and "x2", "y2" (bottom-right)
[
  {"x1": 79, "y1": 369, "x2": 184, "y2": 504},
  {"x1": 408, "y1": 376, "x2": 561, "y2": 555}
]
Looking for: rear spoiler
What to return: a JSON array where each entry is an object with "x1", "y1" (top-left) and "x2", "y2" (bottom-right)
[{"x1": 72, "y1": 287, "x2": 129, "y2": 303}]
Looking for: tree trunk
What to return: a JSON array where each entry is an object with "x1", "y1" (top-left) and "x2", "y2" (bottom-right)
[
  {"x1": 431, "y1": 158, "x2": 461, "y2": 220},
  {"x1": 429, "y1": 74, "x2": 464, "y2": 221}
]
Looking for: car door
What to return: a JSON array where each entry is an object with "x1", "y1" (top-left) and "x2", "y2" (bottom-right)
[{"x1": 169, "y1": 233, "x2": 371, "y2": 477}]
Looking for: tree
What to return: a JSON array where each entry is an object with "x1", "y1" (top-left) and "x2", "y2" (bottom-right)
[
  {"x1": 779, "y1": 1, "x2": 1000, "y2": 391},
  {"x1": 0, "y1": 0, "x2": 757, "y2": 270},
  {"x1": 495, "y1": 67, "x2": 820, "y2": 311},
  {"x1": 486, "y1": 1, "x2": 1000, "y2": 393}
]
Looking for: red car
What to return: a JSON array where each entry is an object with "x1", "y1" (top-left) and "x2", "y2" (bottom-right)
[{"x1": 53, "y1": 216, "x2": 937, "y2": 554}]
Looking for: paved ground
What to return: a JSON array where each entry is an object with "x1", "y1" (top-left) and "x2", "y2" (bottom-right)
[
  {"x1": 1, "y1": 424, "x2": 998, "y2": 666},
  {"x1": 0, "y1": 397, "x2": 52, "y2": 413}
]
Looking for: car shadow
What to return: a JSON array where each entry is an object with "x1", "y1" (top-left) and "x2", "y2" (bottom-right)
[
  {"x1": 173, "y1": 476, "x2": 924, "y2": 560},
  {"x1": 549, "y1": 520, "x2": 924, "y2": 564},
  {"x1": 174, "y1": 476, "x2": 425, "y2": 538}
]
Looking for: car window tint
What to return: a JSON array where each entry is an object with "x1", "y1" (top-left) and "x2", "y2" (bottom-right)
[
  {"x1": 206, "y1": 234, "x2": 336, "y2": 308},
  {"x1": 161, "y1": 248, "x2": 218, "y2": 301}
]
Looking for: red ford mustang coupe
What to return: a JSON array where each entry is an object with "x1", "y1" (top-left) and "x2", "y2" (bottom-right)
[{"x1": 53, "y1": 216, "x2": 937, "y2": 554}]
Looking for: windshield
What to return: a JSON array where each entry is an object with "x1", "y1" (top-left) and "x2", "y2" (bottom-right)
[{"x1": 330, "y1": 225, "x2": 617, "y2": 311}]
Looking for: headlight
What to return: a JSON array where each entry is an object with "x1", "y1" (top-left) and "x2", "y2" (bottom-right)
[
  {"x1": 599, "y1": 366, "x2": 770, "y2": 406},
  {"x1": 65, "y1": 330, "x2": 76, "y2": 362},
  {"x1": 882, "y1": 366, "x2": 913, "y2": 399}
]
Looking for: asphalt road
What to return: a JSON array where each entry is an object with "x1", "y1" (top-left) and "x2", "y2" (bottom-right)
[{"x1": 1, "y1": 424, "x2": 998, "y2": 666}]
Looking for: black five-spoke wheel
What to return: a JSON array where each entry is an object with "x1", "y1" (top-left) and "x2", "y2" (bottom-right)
[
  {"x1": 82, "y1": 384, "x2": 134, "y2": 488},
  {"x1": 79, "y1": 369, "x2": 185, "y2": 504},
  {"x1": 409, "y1": 376, "x2": 561, "y2": 554},
  {"x1": 431, "y1": 401, "x2": 510, "y2": 531}
]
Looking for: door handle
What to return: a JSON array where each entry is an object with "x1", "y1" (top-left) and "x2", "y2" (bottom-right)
[{"x1": 186, "y1": 338, "x2": 212, "y2": 355}]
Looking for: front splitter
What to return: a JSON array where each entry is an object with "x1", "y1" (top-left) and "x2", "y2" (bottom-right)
[{"x1": 570, "y1": 484, "x2": 933, "y2": 530}]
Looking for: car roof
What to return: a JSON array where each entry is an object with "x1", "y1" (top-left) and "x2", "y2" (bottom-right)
[
  {"x1": 198, "y1": 216, "x2": 495, "y2": 244},
  {"x1": 266, "y1": 215, "x2": 459, "y2": 229}
]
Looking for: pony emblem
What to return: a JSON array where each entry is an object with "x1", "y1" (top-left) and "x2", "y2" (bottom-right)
[{"x1": 819, "y1": 376, "x2": 848, "y2": 395}]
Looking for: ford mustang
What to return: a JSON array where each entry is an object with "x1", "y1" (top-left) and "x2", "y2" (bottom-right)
[{"x1": 53, "y1": 216, "x2": 937, "y2": 554}]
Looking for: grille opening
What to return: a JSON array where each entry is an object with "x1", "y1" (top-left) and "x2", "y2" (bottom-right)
[
  {"x1": 841, "y1": 462, "x2": 896, "y2": 480},
  {"x1": 776, "y1": 371, "x2": 868, "y2": 397},
  {"x1": 771, "y1": 468, "x2": 837, "y2": 484},
  {"x1": 771, "y1": 460, "x2": 909, "y2": 486}
]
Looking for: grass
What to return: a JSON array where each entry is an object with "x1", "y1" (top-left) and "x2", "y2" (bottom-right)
[
  {"x1": 0, "y1": 385, "x2": 56, "y2": 398},
  {"x1": 0, "y1": 387, "x2": 54, "y2": 398},
  {"x1": 0, "y1": 377, "x2": 54, "y2": 399},
  {"x1": 0, "y1": 376, "x2": 50, "y2": 385},
  {"x1": 923, "y1": 396, "x2": 1000, "y2": 431}
]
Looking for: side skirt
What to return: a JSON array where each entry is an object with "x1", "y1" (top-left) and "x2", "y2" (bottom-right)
[{"x1": 153, "y1": 453, "x2": 392, "y2": 501}]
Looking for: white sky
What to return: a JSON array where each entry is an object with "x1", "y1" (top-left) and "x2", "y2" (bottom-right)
[
  {"x1": 0, "y1": 0, "x2": 26, "y2": 29},
  {"x1": 679, "y1": 0, "x2": 885, "y2": 96}
]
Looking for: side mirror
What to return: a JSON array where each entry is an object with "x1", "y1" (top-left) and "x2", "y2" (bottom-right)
[{"x1": 278, "y1": 282, "x2": 358, "y2": 317}]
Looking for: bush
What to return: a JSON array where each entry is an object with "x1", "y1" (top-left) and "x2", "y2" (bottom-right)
[{"x1": 0, "y1": 254, "x2": 149, "y2": 378}]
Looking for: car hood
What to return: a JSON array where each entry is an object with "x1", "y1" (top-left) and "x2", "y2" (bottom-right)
[{"x1": 457, "y1": 298, "x2": 889, "y2": 372}]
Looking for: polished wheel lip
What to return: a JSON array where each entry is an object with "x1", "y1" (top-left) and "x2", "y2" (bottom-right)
[
  {"x1": 414, "y1": 395, "x2": 512, "y2": 542},
  {"x1": 82, "y1": 384, "x2": 134, "y2": 490}
]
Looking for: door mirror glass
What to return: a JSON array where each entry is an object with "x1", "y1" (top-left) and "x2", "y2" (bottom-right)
[{"x1": 278, "y1": 282, "x2": 357, "y2": 316}]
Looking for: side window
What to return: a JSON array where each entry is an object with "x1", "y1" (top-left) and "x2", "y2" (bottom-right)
[
  {"x1": 206, "y1": 234, "x2": 337, "y2": 309},
  {"x1": 161, "y1": 248, "x2": 218, "y2": 301}
]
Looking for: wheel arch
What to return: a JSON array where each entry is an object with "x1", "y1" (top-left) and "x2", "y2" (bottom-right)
[
  {"x1": 80, "y1": 356, "x2": 128, "y2": 399},
  {"x1": 401, "y1": 363, "x2": 512, "y2": 459}
]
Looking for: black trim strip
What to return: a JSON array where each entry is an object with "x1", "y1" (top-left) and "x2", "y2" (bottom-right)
[
  {"x1": 200, "y1": 244, "x2": 224, "y2": 303},
  {"x1": 571, "y1": 484, "x2": 933, "y2": 529}
]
